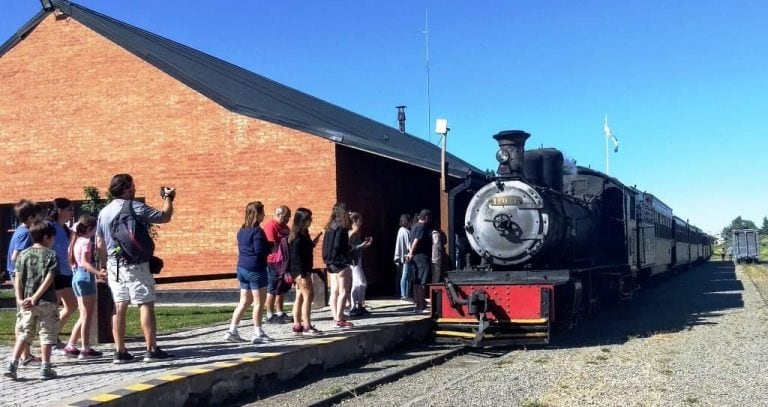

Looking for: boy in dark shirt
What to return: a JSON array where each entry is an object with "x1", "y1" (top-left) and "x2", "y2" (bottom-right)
[{"x1": 4, "y1": 221, "x2": 60, "y2": 381}]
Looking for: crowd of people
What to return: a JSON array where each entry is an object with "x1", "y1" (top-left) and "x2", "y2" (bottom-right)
[
  {"x1": 3, "y1": 173, "x2": 446, "y2": 381},
  {"x1": 3, "y1": 174, "x2": 175, "y2": 380}
]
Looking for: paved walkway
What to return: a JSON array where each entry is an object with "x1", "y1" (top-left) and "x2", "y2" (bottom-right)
[{"x1": 1, "y1": 299, "x2": 425, "y2": 407}]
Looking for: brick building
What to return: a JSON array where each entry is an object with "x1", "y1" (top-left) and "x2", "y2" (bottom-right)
[{"x1": 0, "y1": 1, "x2": 481, "y2": 294}]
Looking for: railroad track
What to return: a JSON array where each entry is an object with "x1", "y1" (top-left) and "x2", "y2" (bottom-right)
[
  {"x1": 305, "y1": 345, "x2": 468, "y2": 407},
  {"x1": 232, "y1": 343, "x2": 525, "y2": 407}
]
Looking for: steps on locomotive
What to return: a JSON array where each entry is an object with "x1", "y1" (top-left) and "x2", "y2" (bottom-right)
[{"x1": 434, "y1": 317, "x2": 550, "y2": 346}]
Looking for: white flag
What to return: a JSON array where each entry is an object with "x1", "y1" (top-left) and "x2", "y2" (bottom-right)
[{"x1": 604, "y1": 116, "x2": 619, "y2": 153}]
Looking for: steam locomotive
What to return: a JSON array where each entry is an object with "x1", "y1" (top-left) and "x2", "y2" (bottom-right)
[{"x1": 431, "y1": 130, "x2": 711, "y2": 346}]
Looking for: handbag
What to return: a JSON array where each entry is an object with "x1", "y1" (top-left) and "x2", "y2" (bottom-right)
[{"x1": 277, "y1": 270, "x2": 294, "y2": 293}]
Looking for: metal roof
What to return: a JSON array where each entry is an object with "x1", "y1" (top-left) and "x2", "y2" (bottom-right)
[{"x1": 0, "y1": 0, "x2": 481, "y2": 178}]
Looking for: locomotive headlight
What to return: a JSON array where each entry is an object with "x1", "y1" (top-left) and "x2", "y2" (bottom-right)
[{"x1": 496, "y1": 149, "x2": 510, "y2": 164}]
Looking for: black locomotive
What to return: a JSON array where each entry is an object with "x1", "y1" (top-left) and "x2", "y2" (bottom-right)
[{"x1": 432, "y1": 130, "x2": 711, "y2": 346}]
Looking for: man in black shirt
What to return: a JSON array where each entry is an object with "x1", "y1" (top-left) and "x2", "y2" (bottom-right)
[{"x1": 406, "y1": 209, "x2": 432, "y2": 313}]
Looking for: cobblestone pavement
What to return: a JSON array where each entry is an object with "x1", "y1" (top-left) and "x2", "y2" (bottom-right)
[{"x1": 0, "y1": 299, "x2": 420, "y2": 407}]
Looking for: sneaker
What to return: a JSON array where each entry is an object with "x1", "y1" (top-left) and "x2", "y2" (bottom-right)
[
  {"x1": 224, "y1": 331, "x2": 246, "y2": 343},
  {"x1": 277, "y1": 313, "x2": 291, "y2": 324},
  {"x1": 144, "y1": 348, "x2": 175, "y2": 362},
  {"x1": 251, "y1": 331, "x2": 274, "y2": 344},
  {"x1": 63, "y1": 345, "x2": 80, "y2": 358},
  {"x1": 78, "y1": 348, "x2": 103, "y2": 360},
  {"x1": 112, "y1": 350, "x2": 136, "y2": 364},
  {"x1": 333, "y1": 320, "x2": 354, "y2": 329},
  {"x1": 303, "y1": 325, "x2": 322, "y2": 336},
  {"x1": 292, "y1": 324, "x2": 304, "y2": 336},
  {"x1": 20, "y1": 355, "x2": 41, "y2": 366},
  {"x1": 348, "y1": 308, "x2": 362, "y2": 317},
  {"x1": 39, "y1": 364, "x2": 56, "y2": 380},
  {"x1": 265, "y1": 314, "x2": 279, "y2": 324},
  {"x1": 3, "y1": 362, "x2": 17, "y2": 380}
]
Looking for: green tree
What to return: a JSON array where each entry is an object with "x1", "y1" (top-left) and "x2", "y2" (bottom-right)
[
  {"x1": 722, "y1": 216, "x2": 758, "y2": 240},
  {"x1": 761, "y1": 216, "x2": 768, "y2": 235},
  {"x1": 80, "y1": 186, "x2": 111, "y2": 216}
]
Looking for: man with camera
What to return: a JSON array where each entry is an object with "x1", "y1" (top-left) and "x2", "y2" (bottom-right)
[{"x1": 95, "y1": 173, "x2": 175, "y2": 364}]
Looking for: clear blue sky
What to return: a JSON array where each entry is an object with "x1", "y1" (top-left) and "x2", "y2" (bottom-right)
[{"x1": 2, "y1": 1, "x2": 766, "y2": 236}]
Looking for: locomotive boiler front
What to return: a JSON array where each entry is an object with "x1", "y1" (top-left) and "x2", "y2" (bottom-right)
[
  {"x1": 465, "y1": 179, "x2": 547, "y2": 265},
  {"x1": 464, "y1": 130, "x2": 593, "y2": 268}
]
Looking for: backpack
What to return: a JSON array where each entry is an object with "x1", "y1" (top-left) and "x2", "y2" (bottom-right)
[
  {"x1": 322, "y1": 226, "x2": 350, "y2": 268},
  {"x1": 321, "y1": 227, "x2": 338, "y2": 265},
  {"x1": 269, "y1": 236, "x2": 290, "y2": 276},
  {"x1": 109, "y1": 200, "x2": 155, "y2": 264}
]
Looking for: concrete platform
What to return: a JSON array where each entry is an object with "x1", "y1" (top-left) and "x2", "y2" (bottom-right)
[{"x1": 0, "y1": 300, "x2": 431, "y2": 407}]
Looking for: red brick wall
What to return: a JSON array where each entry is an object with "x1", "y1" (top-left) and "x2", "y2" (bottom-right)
[{"x1": 0, "y1": 15, "x2": 339, "y2": 289}]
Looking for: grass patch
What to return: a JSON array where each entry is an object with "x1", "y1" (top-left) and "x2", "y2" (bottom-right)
[
  {"x1": 600, "y1": 348, "x2": 611, "y2": 353},
  {"x1": 521, "y1": 401, "x2": 552, "y2": 407},
  {"x1": 321, "y1": 386, "x2": 345, "y2": 397},
  {"x1": 683, "y1": 396, "x2": 700, "y2": 404},
  {"x1": 595, "y1": 354, "x2": 609, "y2": 362},
  {"x1": 533, "y1": 356, "x2": 551, "y2": 364},
  {"x1": 0, "y1": 290, "x2": 14, "y2": 300},
  {"x1": 0, "y1": 305, "x2": 236, "y2": 345}
]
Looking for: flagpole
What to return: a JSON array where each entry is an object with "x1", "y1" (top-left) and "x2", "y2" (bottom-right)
[{"x1": 604, "y1": 115, "x2": 610, "y2": 175}]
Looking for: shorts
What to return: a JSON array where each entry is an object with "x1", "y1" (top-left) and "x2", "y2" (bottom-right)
[
  {"x1": 237, "y1": 267, "x2": 268, "y2": 291},
  {"x1": 107, "y1": 259, "x2": 155, "y2": 305},
  {"x1": 327, "y1": 264, "x2": 349, "y2": 273},
  {"x1": 17, "y1": 301, "x2": 59, "y2": 345},
  {"x1": 266, "y1": 265, "x2": 279, "y2": 295},
  {"x1": 412, "y1": 254, "x2": 431, "y2": 285},
  {"x1": 54, "y1": 274, "x2": 74, "y2": 290},
  {"x1": 72, "y1": 267, "x2": 97, "y2": 297}
]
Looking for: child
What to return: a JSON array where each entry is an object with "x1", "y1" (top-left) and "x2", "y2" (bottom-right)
[
  {"x1": 5, "y1": 199, "x2": 45, "y2": 365},
  {"x1": 4, "y1": 221, "x2": 60, "y2": 380},
  {"x1": 64, "y1": 215, "x2": 107, "y2": 359}
]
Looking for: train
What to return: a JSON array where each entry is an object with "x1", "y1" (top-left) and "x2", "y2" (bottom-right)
[
  {"x1": 730, "y1": 229, "x2": 760, "y2": 264},
  {"x1": 430, "y1": 130, "x2": 711, "y2": 346}
]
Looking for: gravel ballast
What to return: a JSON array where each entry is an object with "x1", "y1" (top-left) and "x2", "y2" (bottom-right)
[{"x1": 337, "y1": 260, "x2": 768, "y2": 407}]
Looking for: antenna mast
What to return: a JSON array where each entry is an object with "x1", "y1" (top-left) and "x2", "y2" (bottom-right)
[{"x1": 424, "y1": 10, "x2": 432, "y2": 144}]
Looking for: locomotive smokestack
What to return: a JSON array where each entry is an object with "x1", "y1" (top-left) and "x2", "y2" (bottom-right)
[{"x1": 493, "y1": 130, "x2": 530, "y2": 180}]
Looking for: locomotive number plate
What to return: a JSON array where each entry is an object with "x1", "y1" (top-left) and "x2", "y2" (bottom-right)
[{"x1": 489, "y1": 195, "x2": 522, "y2": 207}]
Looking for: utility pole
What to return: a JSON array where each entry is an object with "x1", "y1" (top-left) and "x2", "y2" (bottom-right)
[{"x1": 435, "y1": 119, "x2": 450, "y2": 237}]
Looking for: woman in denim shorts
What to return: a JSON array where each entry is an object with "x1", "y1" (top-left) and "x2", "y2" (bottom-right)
[
  {"x1": 65, "y1": 215, "x2": 107, "y2": 359},
  {"x1": 225, "y1": 201, "x2": 272, "y2": 344}
]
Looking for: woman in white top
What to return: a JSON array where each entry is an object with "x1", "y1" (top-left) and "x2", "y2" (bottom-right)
[
  {"x1": 393, "y1": 214, "x2": 413, "y2": 301},
  {"x1": 348, "y1": 212, "x2": 372, "y2": 316}
]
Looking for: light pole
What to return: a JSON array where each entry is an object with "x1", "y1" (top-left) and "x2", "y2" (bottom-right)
[
  {"x1": 435, "y1": 118, "x2": 450, "y2": 238},
  {"x1": 435, "y1": 118, "x2": 449, "y2": 192}
]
